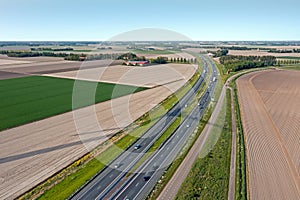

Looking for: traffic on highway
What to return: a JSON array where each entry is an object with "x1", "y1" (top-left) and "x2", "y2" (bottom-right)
[{"x1": 70, "y1": 55, "x2": 218, "y2": 200}]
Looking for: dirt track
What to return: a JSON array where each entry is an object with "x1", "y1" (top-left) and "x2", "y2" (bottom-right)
[
  {"x1": 237, "y1": 70, "x2": 300, "y2": 199},
  {"x1": 0, "y1": 61, "x2": 196, "y2": 199}
]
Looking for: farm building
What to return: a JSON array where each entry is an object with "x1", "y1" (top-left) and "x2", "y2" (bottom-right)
[{"x1": 125, "y1": 61, "x2": 149, "y2": 66}]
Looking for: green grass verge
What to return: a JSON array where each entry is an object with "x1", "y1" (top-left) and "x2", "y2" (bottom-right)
[
  {"x1": 280, "y1": 64, "x2": 300, "y2": 71},
  {"x1": 147, "y1": 60, "x2": 223, "y2": 199},
  {"x1": 176, "y1": 90, "x2": 232, "y2": 200},
  {"x1": 20, "y1": 61, "x2": 202, "y2": 200},
  {"x1": 232, "y1": 77, "x2": 247, "y2": 200},
  {"x1": 0, "y1": 76, "x2": 146, "y2": 131},
  {"x1": 277, "y1": 56, "x2": 300, "y2": 60}
]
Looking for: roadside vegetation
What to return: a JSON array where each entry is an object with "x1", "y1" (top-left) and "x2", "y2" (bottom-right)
[
  {"x1": 147, "y1": 57, "x2": 223, "y2": 199},
  {"x1": 176, "y1": 90, "x2": 231, "y2": 200},
  {"x1": 280, "y1": 64, "x2": 300, "y2": 70},
  {"x1": 0, "y1": 76, "x2": 146, "y2": 131},
  {"x1": 219, "y1": 55, "x2": 276, "y2": 72}
]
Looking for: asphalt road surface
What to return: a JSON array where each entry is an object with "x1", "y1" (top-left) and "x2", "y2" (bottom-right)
[{"x1": 70, "y1": 59, "x2": 209, "y2": 200}]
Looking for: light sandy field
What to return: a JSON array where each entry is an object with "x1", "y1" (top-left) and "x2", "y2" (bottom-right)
[
  {"x1": 0, "y1": 63, "x2": 196, "y2": 199},
  {"x1": 0, "y1": 60, "x2": 122, "y2": 74},
  {"x1": 137, "y1": 52, "x2": 195, "y2": 60},
  {"x1": 237, "y1": 70, "x2": 300, "y2": 200},
  {"x1": 229, "y1": 50, "x2": 300, "y2": 58},
  {"x1": 44, "y1": 63, "x2": 195, "y2": 87},
  {"x1": 0, "y1": 59, "x2": 33, "y2": 66},
  {"x1": 0, "y1": 55, "x2": 65, "y2": 62}
]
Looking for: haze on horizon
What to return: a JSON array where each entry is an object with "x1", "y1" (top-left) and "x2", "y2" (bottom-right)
[{"x1": 0, "y1": 0, "x2": 299, "y2": 41}]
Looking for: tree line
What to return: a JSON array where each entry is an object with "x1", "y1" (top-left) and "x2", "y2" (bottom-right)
[
  {"x1": 220, "y1": 55, "x2": 277, "y2": 72},
  {"x1": 0, "y1": 50, "x2": 122, "y2": 61},
  {"x1": 30, "y1": 47, "x2": 74, "y2": 51}
]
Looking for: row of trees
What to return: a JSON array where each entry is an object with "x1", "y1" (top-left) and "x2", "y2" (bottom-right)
[
  {"x1": 30, "y1": 47, "x2": 74, "y2": 51},
  {"x1": 0, "y1": 51, "x2": 68, "y2": 58},
  {"x1": 268, "y1": 49, "x2": 300, "y2": 53},
  {"x1": 220, "y1": 55, "x2": 277, "y2": 72},
  {"x1": 0, "y1": 50, "x2": 122, "y2": 61},
  {"x1": 277, "y1": 59, "x2": 300, "y2": 65},
  {"x1": 169, "y1": 57, "x2": 196, "y2": 64}
]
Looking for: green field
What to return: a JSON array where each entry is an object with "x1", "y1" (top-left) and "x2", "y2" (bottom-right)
[
  {"x1": 278, "y1": 56, "x2": 300, "y2": 60},
  {"x1": 0, "y1": 76, "x2": 146, "y2": 131}
]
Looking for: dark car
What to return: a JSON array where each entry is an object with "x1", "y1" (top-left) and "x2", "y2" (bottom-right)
[{"x1": 134, "y1": 144, "x2": 142, "y2": 150}]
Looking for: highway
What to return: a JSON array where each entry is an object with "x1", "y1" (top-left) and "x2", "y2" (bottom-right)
[
  {"x1": 70, "y1": 57, "x2": 210, "y2": 200},
  {"x1": 109, "y1": 56, "x2": 218, "y2": 200}
]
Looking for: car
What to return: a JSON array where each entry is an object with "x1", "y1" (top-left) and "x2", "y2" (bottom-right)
[
  {"x1": 186, "y1": 124, "x2": 190, "y2": 128},
  {"x1": 143, "y1": 172, "x2": 152, "y2": 181},
  {"x1": 134, "y1": 144, "x2": 142, "y2": 150},
  {"x1": 114, "y1": 162, "x2": 121, "y2": 168}
]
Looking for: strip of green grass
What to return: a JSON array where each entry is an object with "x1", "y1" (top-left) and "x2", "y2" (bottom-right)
[
  {"x1": 277, "y1": 56, "x2": 300, "y2": 60},
  {"x1": 176, "y1": 90, "x2": 232, "y2": 200},
  {"x1": 232, "y1": 78, "x2": 247, "y2": 200},
  {"x1": 280, "y1": 64, "x2": 300, "y2": 71},
  {"x1": 0, "y1": 76, "x2": 146, "y2": 131}
]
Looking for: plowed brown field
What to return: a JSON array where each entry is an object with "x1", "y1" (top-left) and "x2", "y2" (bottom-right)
[{"x1": 237, "y1": 69, "x2": 300, "y2": 200}]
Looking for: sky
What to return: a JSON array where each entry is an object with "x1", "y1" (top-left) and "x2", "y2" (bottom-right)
[{"x1": 0, "y1": 0, "x2": 299, "y2": 41}]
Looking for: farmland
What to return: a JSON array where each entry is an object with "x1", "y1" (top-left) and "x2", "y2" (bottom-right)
[
  {"x1": 0, "y1": 58, "x2": 196, "y2": 199},
  {"x1": 237, "y1": 69, "x2": 300, "y2": 199},
  {"x1": 0, "y1": 76, "x2": 146, "y2": 131}
]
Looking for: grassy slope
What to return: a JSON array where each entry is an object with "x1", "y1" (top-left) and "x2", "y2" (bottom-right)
[
  {"x1": 175, "y1": 90, "x2": 232, "y2": 200},
  {"x1": 0, "y1": 76, "x2": 146, "y2": 131},
  {"x1": 280, "y1": 64, "x2": 300, "y2": 70}
]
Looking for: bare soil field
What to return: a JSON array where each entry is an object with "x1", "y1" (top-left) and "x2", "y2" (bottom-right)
[
  {"x1": 237, "y1": 70, "x2": 300, "y2": 200},
  {"x1": 44, "y1": 63, "x2": 196, "y2": 87},
  {"x1": 0, "y1": 71, "x2": 29, "y2": 80},
  {"x1": 229, "y1": 50, "x2": 300, "y2": 58},
  {"x1": 0, "y1": 55, "x2": 65, "y2": 62},
  {"x1": 137, "y1": 52, "x2": 195, "y2": 60},
  {"x1": 0, "y1": 63, "x2": 196, "y2": 199},
  {"x1": 0, "y1": 59, "x2": 32, "y2": 66},
  {"x1": 0, "y1": 60, "x2": 122, "y2": 74}
]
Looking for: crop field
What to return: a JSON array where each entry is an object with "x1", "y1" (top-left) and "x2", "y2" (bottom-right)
[
  {"x1": 0, "y1": 76, "x2": 146, "y2": 131},
  {"x1": 237, "y1": 69, "x2": 300, "y2": 199}
]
